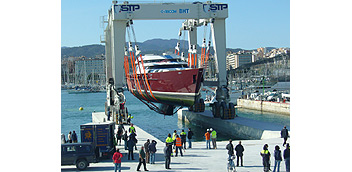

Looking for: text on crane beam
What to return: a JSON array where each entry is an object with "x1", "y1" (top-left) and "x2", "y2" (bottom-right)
[
  {"x1": 203, "y1": 4, "x2": 228, "y2": 13},
  {"x1": 160, "y1": 9, "x2": 189, "y2": 14}
]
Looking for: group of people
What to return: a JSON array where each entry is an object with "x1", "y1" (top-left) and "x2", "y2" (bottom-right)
[
  {"x1": 226, "y1": 139, "x2": 245, "y2": 167},
  {"x1": 260, "y1": 143, "x2": 290, "y2": 172},
  {"x1": 164, "y1": 128, "x2": 194, "y2": 169},
  {"x1": 204, "y1": 128, "x2": 217, "y2": 149},
  {"x1": 63, "y1": 131, "x2": 77, "y2": 143}
]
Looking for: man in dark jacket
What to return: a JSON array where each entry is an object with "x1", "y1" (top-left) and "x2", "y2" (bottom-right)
[
  {"x1": 226, "y1": 139, "x2": 234, "y2": 159},
  {"x1": 164, "y1": 143, "x2": 172, "y2": 169},
  {"x1": 283, "y1": 143, "x2": 290, "y2": 172},
  {"x1": 148, "y1": 140, "x2": 157, "y2": 164},
  {"x1": 71, "y1": 131, "x2": 78, "y2": 143},
  {"x1": 187, "y1": 128, "x2": 193, "y2": 148},
  {"x1": 127, "y1": 136, "x2": 135, "y2": 160},
  {"x1": 144, "y1": 139, "x2": 150, "y2": 163},
  {"x1": 235, "y1": 141, "x2": 244, "y2": 166},
  {"x1": 280, "y1": 126, "x2": 289, "y2": 146}
]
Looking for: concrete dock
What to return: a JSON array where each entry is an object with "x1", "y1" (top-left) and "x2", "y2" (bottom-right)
[{"x1": 61, "y1": 124, "x2": 290, "y2": 172}]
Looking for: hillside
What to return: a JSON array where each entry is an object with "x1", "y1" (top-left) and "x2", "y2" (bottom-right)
[{"x1": 61, "y1": 38, "x2": 258, "y2": 58}]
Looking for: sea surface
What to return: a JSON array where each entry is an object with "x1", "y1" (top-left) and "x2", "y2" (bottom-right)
[{"x1": 61, "y1": 90, "x2": 290, "y2": 142}]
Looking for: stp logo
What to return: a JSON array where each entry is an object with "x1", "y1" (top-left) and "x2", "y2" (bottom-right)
[
  {"x1": 115, "y1": 5, "x2": 140, "y2": 12},
  {"x1": 203, "y1": 4, "x2": 228, "y2": 12}
]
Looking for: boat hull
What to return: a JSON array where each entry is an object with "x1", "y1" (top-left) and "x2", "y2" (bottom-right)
[{"x1": 128, "y1": 68, "x2": 204, "y2": 107}]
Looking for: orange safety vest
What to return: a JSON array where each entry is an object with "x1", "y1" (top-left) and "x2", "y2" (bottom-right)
[{"x1": 175, "y1": 137, "x2": 182, "y2": 147}]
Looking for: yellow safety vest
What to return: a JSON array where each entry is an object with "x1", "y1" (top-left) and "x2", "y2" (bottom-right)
[
  {"x1": 166, "y1": 137, "x2": 173, "y2": 143},
  {"x1": 211, "y1": 130, "x2": 217, "y2": 138}
]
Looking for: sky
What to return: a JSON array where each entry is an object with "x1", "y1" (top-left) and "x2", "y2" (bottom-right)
[{"x1": 61, "y1": 0, "x2": 290, "y2": 49}]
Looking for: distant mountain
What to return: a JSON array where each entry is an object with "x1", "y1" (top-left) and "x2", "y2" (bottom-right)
[{"x1": 61, "y1": 39, "x2": 251, "y2": 58}]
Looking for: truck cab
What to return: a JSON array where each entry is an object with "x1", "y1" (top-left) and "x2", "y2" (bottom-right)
[{"x1": 61, "y1": 142, "x2": 98, "y2": 170}]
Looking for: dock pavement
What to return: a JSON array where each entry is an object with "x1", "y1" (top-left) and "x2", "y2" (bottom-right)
[{"x1": 61, "y1": 124, "x2": 290, "y2": 172}]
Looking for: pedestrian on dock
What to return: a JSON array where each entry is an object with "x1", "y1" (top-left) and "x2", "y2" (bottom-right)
[
  {"x1": 71, "y1": 131, "x2": 78, "y2": 143},
  {"x1": 130, "y1": 131, "x2": 138, "y2": 150},
  {"x1": 280, "y1": 126, "x2": 289, "y2": 147},
  {"x1": 180, "y1": 129, "x2": 187, "y2": 149},
  {"x1": 144, "y1": 139, "x2": 150, "y2": 163},
  {"x1": 164, "y1": 142, "x2": 172, "y2": 169},
  {"x1": 172, "y1": 130, "x2": 177, "y2": 149},
  {"x1": 226, "y1": 139, "x2": 234, "y2": 160},
  {"x1": 260, "y1": 144, "x2": 271, "y2": 172},
  {"x1": 68, "y1": 131, "x2": 72, "y2": 143},
  {"x1": 175, "y1": 135, "x2": 183, "y2": 157},
  {"x1": 116, "y1": 125, "x2": 124, "y2": 146},
  {"x1": 107, "y1": 110, "x2": 111, "y2": 121},
  {"x1": 136, "y1": 146, "x2": 149, "y2": 171},
  {"x1": 127, "y1": 114, "x2": 132, "y2": 124},
  {"x1": 123, "y1": 131, "x2": 128, "y2": 150},
  {"x1": 273, "y1": 145, "x2": 282, "y2": 172},
  {"x1": 283, "y1": 143, "x2": 290, "y2": 172},
  {"x1": 210, "y1": 128, "x2": 217, "y2": 149},
  {"x1": 129, "y1": 123, "x2": 136, "y2": 134},
  {"x1": 127, "y1": 136, "x2": 135, "y2": 160},
  {"x1": 187, "y1": 128, "x2": 193, "y2": 148},
  {"x1": 205, "y1": 129, "x2": 211, "y2": 149},
  {"x1": 235, "y1": 141, "x2": 244, "y2": 166},
  {"x1": 112, "y1": 148, "x2": 123, "y2": 172},
  {"x1": 166, "y1": 133, "x2": 174, "y2": 157},
  {"x1": 149, "y1": 140, "x2": 157, "y2": 164}
]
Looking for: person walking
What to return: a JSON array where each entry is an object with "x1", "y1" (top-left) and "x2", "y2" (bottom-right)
[
  {"x1": 210, "y1": 128, "x2": 217, "y2": 149},
  {"x1": 71, "y1": 131, "x2": 78, "y2": 143},
  {"x1": 175, "y1": 135, "x2": 183, "y2": 157},
  {"x1": 280, "y1": 126, "x2": 289, "y2": 147},
  {"x1": 235, "y1": 141, "x2": 244, "y2": 166},
  {"x1": 116, "y1": 124, "x2": 125, "y2": 146},
  {"x1": 148, "y1": 140, "x2": 157, "y2": 164},
  {"x1": 204, "y1": 129, "x2": 211, "y2": 149},
  {"x1": 260, "y1": 144, "x2": 271, "y2": 172},
  {"x1": 187, "y1": 128, "x2": 193, "y2": 148},
  {"x1": 283, "y1": 143, "x2": 290, "y2": 172},
  {"x1": 273, "y1": 145, "x2": 283, "y2": 172},
  {"x1": 123, "y1": 131, "x2": 128, "y2": 150},
  {"x1": 164, "y1": 143, "x2": 172, "y2": 169},
  {"x1": 226, "y1": 139, "x2": 234, "y2": 160},
  {"x1": 112, "y1": 148, "x2": 123, "y2": 172},
  {"x1": 144, "y1": 139, "x2": 150, "y2": 163},
  {"x1": 180, "y1": 129, "x2": 187, "y2": 149},
  {"x1": 127, "y1": 136, "x2": 135, "y2": 160},
  {"x1": 136, "y1": 146, "x2": 149, "y2": 171}
]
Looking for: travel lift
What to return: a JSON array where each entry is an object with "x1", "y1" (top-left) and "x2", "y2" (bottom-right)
[{"x1": 101, "y1": 1, "x2": 234, "y2": 122}]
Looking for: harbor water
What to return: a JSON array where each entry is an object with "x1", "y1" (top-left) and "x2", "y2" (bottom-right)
[{"x1": 61, "y1": 90, "x2": 290, "y2": 142}]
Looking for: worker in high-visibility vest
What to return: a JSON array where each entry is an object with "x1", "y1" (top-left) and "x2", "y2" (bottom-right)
[
  {"x1": 129, "y1": 123, "x2": 136, "y2": 133},
  {"x1": 180, "y1": 130, "x2": 187, "y2": 149},
  {"x1": 260, "y1": 144, "x2": 271, "y2": 172},
  {"x1": 172, "y1": 130, "x2": 177, "y2": 149},
  {"x1": 175, "y1": 135, "x2": 183, "y2": 157},
  {"x1": 210, "y1": 128, "x2": 217, "y2": 149},
  {"x1": 165, "y1": 133, "x2": 174, "y2": 157}
]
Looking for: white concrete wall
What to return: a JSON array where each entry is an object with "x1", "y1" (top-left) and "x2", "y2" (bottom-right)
[{"x1": 237, "y1": 99, "x2": 290, "y2": 115}]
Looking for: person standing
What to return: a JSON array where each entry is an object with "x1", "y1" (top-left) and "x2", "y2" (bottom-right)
[
  {"x1": 210, "y1": 128, "x2": 217, "y2": 149},
  {"x1": 235, "y1": 141, "x2": 244, "y2": 166},
  {"x1": 129, "y1": 123, "x2": 136, "y2": 134},
  {"x1": 226, "y1": 139, "x2": 234, "y2": 160},
  {"x1": 127, "y1": 136, "x2": 135, "y2": 160},
  {"x1": 144, "y1": 139, "x2": 150, "y2": 163},
  {"x1": 130, "y1": 131, "x2": 138, "y2": 150},
  {"x1": 204, "y1": 129, "x2": 211, "y2": 149},
  {"x1": 283, "y1": 143, "x2": 290, "y2": 172},
  {"x1": 280, "y1": 126, "x2": 289, "y2": 147},
  {"x1": 164, "y1": 143, "x2": 172, "y2": 169},
  {"x1": 180, "y1": 129, "x2": 187, "y2": 149},
  {"x1": 136, "y1": 146, "x2": 149, "y2": 171},
  {"x1": 175, "y1": 135, "x2": 183, "y2": 157},
  {"x1": 112, "y1": 149, "x2": 123, "y2": 172},
  {"x1": 148, "y1": 140, "x2": 157, "y2": 164},
  {"x1": 166, "y1": 133, "x2": 174, "y2": 157},
  {"x1": 273, "y1": 145, "x2": 283, "y2": 172},
  {"x1": 71, "y1": 131, "x2": 78, "y2": 143},
  {"x1": 123, "y1": 131, "x2": 128, "y2": 150},
  {"x1": 68, "y1": 131, "x2": 72, "y2": 143},
  {"x1": 187, "y1": 128, "x2": 193, "y2": 148},
  {"x1": 260, "y1": 144, "x2": 271, "y2": 172},
  {"x1": 107, "y1": 110, "x2": 111, "y2": 121}
]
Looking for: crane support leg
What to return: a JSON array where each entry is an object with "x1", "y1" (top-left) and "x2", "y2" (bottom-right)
[{"x1": 111, "y1": 20, "x2": 126, "y2": 90}]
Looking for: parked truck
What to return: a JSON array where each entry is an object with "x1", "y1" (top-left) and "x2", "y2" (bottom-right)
[{"x1": 80, "y1": 122, "x2": 115, "y2": 158}]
